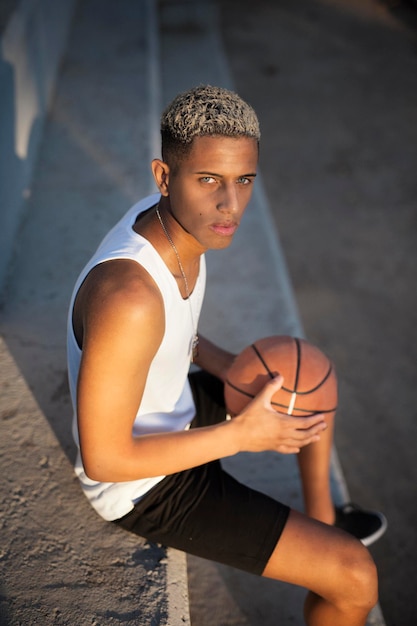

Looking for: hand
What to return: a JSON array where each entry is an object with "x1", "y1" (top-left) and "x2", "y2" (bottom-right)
[{"x1": 233, "y1": 376, "x2": 328, "y2": 454}]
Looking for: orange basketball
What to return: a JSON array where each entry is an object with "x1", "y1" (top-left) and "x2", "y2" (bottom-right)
[{"x1": 224, "y1": 335, "x2": 338, "y2": 417}]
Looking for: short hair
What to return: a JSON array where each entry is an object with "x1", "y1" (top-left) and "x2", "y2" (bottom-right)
[{"x1": 160, "y1": 85, "x2": 260, "y2": 167}]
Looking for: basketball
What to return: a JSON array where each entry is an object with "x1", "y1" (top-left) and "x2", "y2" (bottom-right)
[{"x1": 224, "y1": 335, "x2": 338, "y2": 417}]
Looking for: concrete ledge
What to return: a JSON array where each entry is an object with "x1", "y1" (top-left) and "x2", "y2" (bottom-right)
[
  {"x1": 0, "y1": 0, "x2": 190, "y2": 623},
  {"x1": 0, "y1": 0, "x2": 77, "y2": 293}
]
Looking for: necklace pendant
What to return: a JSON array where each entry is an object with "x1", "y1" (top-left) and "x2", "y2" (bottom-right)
[{"x1": 191, "y1": 335, "x2": 199, "y2": 363}]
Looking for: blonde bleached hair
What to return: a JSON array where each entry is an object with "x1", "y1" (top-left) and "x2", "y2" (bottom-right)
[{"x1": 161, "y1": 85, "x2": 260, "y2": 166}]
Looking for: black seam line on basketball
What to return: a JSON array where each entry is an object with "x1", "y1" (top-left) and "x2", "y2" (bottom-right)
[
  {"x1": 226, "y1": 363, "x2": 333, "y2": 397},
  {"x1": 250, "y1": 343, "x2": 275, "y2": 379},
  {"x1": 279, "y1": 363, "x2": 335, "y2": 395},
  {"x1": 225, "y1": 381, "x2": 338, "y2": 414},
  {"x1": 271, "y1": 400, "x2": 338, "y2": 414},
  {"x1": 252, "y1": 337, "x2": 301, "y2": 393},
  {"x1": 250, "y1": 341, "x2": 300, "y2": 393},
  {"x1": 225, "y1": 379, "x2": 256, "y2": 400},
  {"x1": 294, "y1": 337, "x2": 301, "y2": 392},
  {"x1": 250, "y1": 337, "x2": 333, "y2": 398},
  {"x1": 292, "y1": 363, "x2": 334, "y2": 395}
]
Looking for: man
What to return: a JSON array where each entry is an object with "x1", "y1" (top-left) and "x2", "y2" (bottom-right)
[{"x1": 67, "y1": 85, "x2": 386, "y2": 625}]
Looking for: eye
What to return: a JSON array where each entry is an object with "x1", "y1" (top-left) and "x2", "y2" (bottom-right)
[
  {"x1": 200, "y1": 176, "x2": 217, "y2": 184},
  {"x1": 237, "y1": 177, "x2": 252, "y2": 185}
]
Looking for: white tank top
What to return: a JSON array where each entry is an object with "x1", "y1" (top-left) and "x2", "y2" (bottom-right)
[{"x1": 67, "y1": 194, "x2": 206, "y2": 520}]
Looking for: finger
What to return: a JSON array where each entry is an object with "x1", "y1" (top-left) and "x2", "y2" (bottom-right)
[
  {"x1": 278, "y1": 445, "x2": 301, "y2": 455},
  {"x1": 302, "y1": 420, "x2": 328, "y2": 435},
  {"x1": 280, "y1": 432, "x2": 323, "y2": 453},
  {"x1": 289, "y1": 421, "x2": 327, "y2": 442},
  {"x1": 278, "y1": 435, "x2": 322, "y2": 453},
  {"x1": 293, "y1": 413, "x2": 328, "y2": 431},
  {"x1": 296, "y1": 429, "x2": 324, "y2": 444}
]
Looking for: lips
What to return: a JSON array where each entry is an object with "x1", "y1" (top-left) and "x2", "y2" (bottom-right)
[{"x1": 210, "y1": 222, "x2": 238, "y2": 237}]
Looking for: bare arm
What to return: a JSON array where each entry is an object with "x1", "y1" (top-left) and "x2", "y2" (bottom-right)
[
  {"x1": 192, "y1": 334, "x2": 236, "y2": 382},
  {"x1": 75, "y1": 261, "x2": 327, "y2": 483}
]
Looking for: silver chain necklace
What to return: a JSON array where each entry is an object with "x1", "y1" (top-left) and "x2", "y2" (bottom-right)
[{"x1": 155, "y1": 205, "x2": 199, "y2": 362}]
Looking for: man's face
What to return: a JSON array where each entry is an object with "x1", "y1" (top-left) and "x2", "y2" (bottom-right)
[{"x1": 165, "y1": 135, "x2": 259, "y2": 251}]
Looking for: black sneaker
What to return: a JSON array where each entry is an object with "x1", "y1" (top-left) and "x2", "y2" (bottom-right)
[{"x1": 335, "y1": 502, "x2": 387, "y2": 546}]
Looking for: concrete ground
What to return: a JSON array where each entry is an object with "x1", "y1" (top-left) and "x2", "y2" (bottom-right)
[{"x1": 0, "y1": 0, "x2": 415, "y2": 624}]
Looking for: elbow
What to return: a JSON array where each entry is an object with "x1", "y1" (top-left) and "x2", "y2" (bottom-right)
[
  {"x1": 83, "y1": 457, "x2": 111, "y2": 482},
  {"x1": 81, "y1": 450, "x2": 122, "y2": 483},
  {"x1": 80, "y1": 447, "x2": 149, "y2": 483}
]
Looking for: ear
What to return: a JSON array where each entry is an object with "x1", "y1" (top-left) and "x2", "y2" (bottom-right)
[{"x1": 151, "y1": 159, "x2": 170, "y2": 196}]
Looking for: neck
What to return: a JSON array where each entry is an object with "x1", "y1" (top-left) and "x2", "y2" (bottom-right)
[
  {"x1": 155, "y1": 199, "x2": 203, "y2": 266},
  {"x1": 154, "y1": 203, "x2": 201, "y2": 297},
  {"x1": 155, "y1": 203, "x2": 201, "y2": 361}
]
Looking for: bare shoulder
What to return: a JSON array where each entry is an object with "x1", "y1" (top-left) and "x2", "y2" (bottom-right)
[{"x1": 73, "y1": 259, "x2": 164, "y2": 349}]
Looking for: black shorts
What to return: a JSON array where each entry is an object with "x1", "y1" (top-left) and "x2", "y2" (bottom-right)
[{"x1": 114, "y1": 371, "x2": 290, "y2": 576}]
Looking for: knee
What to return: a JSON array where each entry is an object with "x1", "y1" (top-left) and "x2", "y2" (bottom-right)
[{"x1": 341, "y1": 542, "x2": 379, "y2": 612}]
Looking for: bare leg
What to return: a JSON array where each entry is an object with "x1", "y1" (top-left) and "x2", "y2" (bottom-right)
[
  {"x1": 263, "y1": 509, "x2": 378, "y2": 626},
  {"x1": 297, "y1": 410, "x2": 336, "y2": 524}
]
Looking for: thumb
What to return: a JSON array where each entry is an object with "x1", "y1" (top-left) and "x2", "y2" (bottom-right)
[{"x1": 259, "y1": 374, "x2": 284, "y2": 405}]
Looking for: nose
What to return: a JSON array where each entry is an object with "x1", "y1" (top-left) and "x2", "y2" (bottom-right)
[{"x1": 216, "y1": 183, "x2": 239, "y2": 214}]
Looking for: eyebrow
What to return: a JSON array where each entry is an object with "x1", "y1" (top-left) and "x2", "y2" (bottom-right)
[{"x1": 195, "y1": 171, "x2": 257, "y2": 178}]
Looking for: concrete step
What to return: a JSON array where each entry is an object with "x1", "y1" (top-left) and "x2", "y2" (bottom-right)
[{"x1": 0, "y1": 0, "x2": 189, "y2": 624}]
